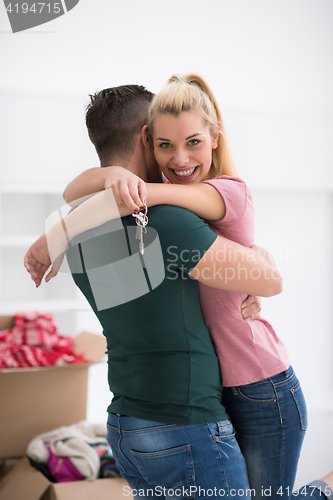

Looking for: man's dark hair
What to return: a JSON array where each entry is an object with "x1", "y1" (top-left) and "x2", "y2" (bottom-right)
[{"x1": 86, "y1": 84, "x2": 154, "y2": 166}]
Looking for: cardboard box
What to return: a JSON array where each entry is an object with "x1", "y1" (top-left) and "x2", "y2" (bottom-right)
[
  {"x1": 0, "y1": 315, "x2": 107, "y2": 459},
  {"x1": 0, "y1": 458, "x2": 20, "y2": 483},
  {"x1": 0, "y1": 457, "x2": 131, "y2": 500}
]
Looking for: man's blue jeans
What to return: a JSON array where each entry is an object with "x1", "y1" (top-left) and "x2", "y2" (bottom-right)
[
  {"x1": 106, "y1": 413, "x2": 251, "y2": 499},
  {"x1": 222, "y1": 366, "x2": 308, "y2": 499}
]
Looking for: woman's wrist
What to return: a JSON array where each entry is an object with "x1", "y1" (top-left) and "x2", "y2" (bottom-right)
[{"x1": 46, "y1": 221, "x2": 69, "y2": 264}]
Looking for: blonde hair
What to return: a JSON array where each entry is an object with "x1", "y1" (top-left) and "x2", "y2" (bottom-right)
[{"x1": 148, "y1": 73, "x2": 239, "y2": 178}]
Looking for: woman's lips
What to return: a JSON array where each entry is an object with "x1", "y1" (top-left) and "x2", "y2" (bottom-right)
[{"x1": 172, "y1": 166, "x2": 198, "y2": 178}]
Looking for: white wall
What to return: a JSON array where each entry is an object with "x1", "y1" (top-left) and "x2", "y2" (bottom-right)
[{"x1": 1, "y1": 0, "x2": 332, "y2": 485}]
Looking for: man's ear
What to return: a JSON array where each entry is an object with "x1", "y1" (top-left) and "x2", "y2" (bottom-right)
[{"x1": 141, "y1": 125, "x2": 152, "y2": 149}]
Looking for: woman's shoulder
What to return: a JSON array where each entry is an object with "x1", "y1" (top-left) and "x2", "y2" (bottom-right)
[
  {"x1": 208, "y1": 175, "x2": 248, "y2": 187},
  {"x1": 202, "y1": 175, "x2": 253, "y2": 227},
  {"x1": 203, "y1": 175, "x2": 250, "y2": 201}
]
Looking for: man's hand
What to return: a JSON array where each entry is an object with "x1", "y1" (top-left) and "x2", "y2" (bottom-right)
[
  {"x1": 241, "y1": 295, "x2": 261, "y2": 320},
  {"x1": 104, "y1": 166, "x2": 148, "y2": 212},
  {"x1": 24, "y1": 231, "x2": 65, "y2": 287}
]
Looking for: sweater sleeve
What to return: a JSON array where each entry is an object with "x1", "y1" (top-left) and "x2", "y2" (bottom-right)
[
  {"x1": 202, "y1": 176, "x2": 255, "y2": 247},
  {"x1": 202, "y1": 176, "x2": 248, "y2": 225}
]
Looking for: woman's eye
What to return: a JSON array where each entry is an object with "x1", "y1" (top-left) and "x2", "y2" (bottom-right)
[
  {"x1": 188, "y1": 139, "x2": 200, "y2": 146},
  {"x1": 159, "y1": 142, "x2": 171, "y2": 149}
]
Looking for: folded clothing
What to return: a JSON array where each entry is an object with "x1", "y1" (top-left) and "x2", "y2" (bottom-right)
[
  {"x1": 47, "y1": 445, "x2": 84, "y2": 482},
  {"x1": 26, "y1": 421, "x2": 109, "y2": 481},
  {"x1": 90, "y1": 443, "x2": 121, "y2": 478},
  {"x1": 0, "y1": 311, "x2": 89, "y2": 368}
]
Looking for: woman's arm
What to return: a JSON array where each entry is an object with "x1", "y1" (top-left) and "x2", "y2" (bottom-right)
[
  {"x1": 146, "y1": 183, "x2": 225, "y2": 221},
  {"x1": 24, "y1": 190, "x2": 129, "y2": 286},
  {"x1": 102, "y1": 167, "x2": 226, "y2": 220},
  {"x1": 63, "y1": 166, "x2": 224, "y2": 219},
  {"x1": 63, "y1": 182, "x2": 225, "y2": 243},
  {"x1": 25, "y1": 187, "x2": 281, "y2": 297},
  {"x1": 66, "y1": 169, "x2": 225, "y2": 221},
  {"x1": 63, "y1": 167, "x2": 114, "y2": 206}
]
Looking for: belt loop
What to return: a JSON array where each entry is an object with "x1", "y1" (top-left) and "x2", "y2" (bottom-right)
[
  {"x1": 284, "y1": 369, "x2": 289, "y2": 378},
  {"x1": 231, "y1": 386, "x2": 238, "y2": 395}
]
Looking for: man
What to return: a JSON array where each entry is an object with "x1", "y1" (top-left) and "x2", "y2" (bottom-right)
[{"x1": 25, "y1": 84, "x2": 282, "y2": 499}]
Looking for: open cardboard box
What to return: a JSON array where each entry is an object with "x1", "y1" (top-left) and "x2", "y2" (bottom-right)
[
  {"x1": 0, "y1": 457, "x2": 131, "y2": 500},
  {"x1": 0, "y1": 315, "x2": 132, "y2": 499},
  {"x1": 0, "y1": 315, "x2": 107, "y2": 459}
]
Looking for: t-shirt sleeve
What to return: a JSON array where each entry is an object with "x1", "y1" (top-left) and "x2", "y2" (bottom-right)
[
  {"x1": 202, "y1": 176, "x2": 248, "y2": 226},
  {"x1": 152, "y1": 205, "x2": 218, "y2": 275}
]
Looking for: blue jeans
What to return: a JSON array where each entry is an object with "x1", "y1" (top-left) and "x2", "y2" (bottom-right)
[
  {"x1": 222, "y1": 366, "x2": 308, "y2": 500},
  {"x1": 106, "y1": 413, "x2": 251, "y2": 499}
]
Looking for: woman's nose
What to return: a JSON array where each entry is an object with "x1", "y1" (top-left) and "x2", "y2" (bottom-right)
[{"x1": 173, "y1": 149, "x2": 189, "y2": 166}]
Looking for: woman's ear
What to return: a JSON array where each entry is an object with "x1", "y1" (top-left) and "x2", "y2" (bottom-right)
[
  {"x1": 212, "y1": 127, "x2": 219, "y2": 149},
  {"x1": 141, "y1": 125, "x2": 152, "y2": 149}
]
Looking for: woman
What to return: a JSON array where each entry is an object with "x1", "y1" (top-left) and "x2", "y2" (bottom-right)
[{"x1": 146, "y1": 74, "x2": 304, "y2": 499}]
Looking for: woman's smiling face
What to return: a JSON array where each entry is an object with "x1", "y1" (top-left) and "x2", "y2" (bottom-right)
[{"x1": 152, "y1": 111, "x2": 218, "y2": 184}]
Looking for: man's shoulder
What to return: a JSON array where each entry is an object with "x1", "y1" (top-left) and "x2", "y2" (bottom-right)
[
  {"x1": 147, "y1": 205, "x2": 216, "y2": 249},
  {"x1": 149, "y1": 204, "x2": 201, "y2": 222},
  {"x1": 148, "y1": 204, "x2": 209, "y2": 236}
]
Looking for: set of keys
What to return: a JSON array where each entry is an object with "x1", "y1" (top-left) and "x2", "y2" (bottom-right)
[{"x1": 132, "y1": 203, "x2": 148, "y2": 255}]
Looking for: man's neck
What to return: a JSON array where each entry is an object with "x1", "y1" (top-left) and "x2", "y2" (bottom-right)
[
  {"x1": 100, "y1": 155, "x2": 148, "y2": 180},
  {"x1": 100, "y1": 135, "x2": 149, "y2": 181},
  {"x1": 126, "y1": 152, "x2": 148, "y2": 182}
]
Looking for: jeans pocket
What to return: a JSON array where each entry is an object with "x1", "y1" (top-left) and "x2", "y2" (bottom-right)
[
  {"x1": 236, "y1": 381, "x2": 277, "y2": 404},
  {"x1": 131, "y1": 444, "x2": 196, "y2": 499},
  {"x1": 290, "y1": 382, "x2": 308, "y2": 431}
]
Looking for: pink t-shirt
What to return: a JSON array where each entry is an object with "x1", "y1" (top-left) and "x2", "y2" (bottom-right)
[{"x1": 199, "y1": 176, "x2": 289, "y2": 386}]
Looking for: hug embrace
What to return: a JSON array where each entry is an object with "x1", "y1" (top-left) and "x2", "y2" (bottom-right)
[{"x1": 25, "y1": 74, "x2": 333, "y2": 499}]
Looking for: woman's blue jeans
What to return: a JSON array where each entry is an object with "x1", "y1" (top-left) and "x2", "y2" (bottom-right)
[
  {"x1": 106, "y1": 413, "x2": 251, "y2": 499},
  {"x1": 222, "y1": 366, "x2": 308, "y2": 500}
]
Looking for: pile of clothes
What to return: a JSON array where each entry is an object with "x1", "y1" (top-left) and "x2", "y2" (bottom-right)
[
  {"x1": 0, "y1": 312, "x2": 89, "y2": 368},
  {"x1": 26, "y1": 421, "x2": 120, "y2": 482}
]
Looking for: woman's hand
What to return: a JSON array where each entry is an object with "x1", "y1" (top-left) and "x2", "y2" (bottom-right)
[
  {"x1": 24, "y1": 228, "x2": 67, "y2": 287},
  {"x1": 104, "y1": 166, "x2": 147, "y2": 212},
  {"x1": 241, "y1": 295, "x2": 261, "y2": 320}
]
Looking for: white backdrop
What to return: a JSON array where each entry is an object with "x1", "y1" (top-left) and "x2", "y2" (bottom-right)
[{"x1": 1, "y1": 0, "x2": 332, "y2": 487}]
